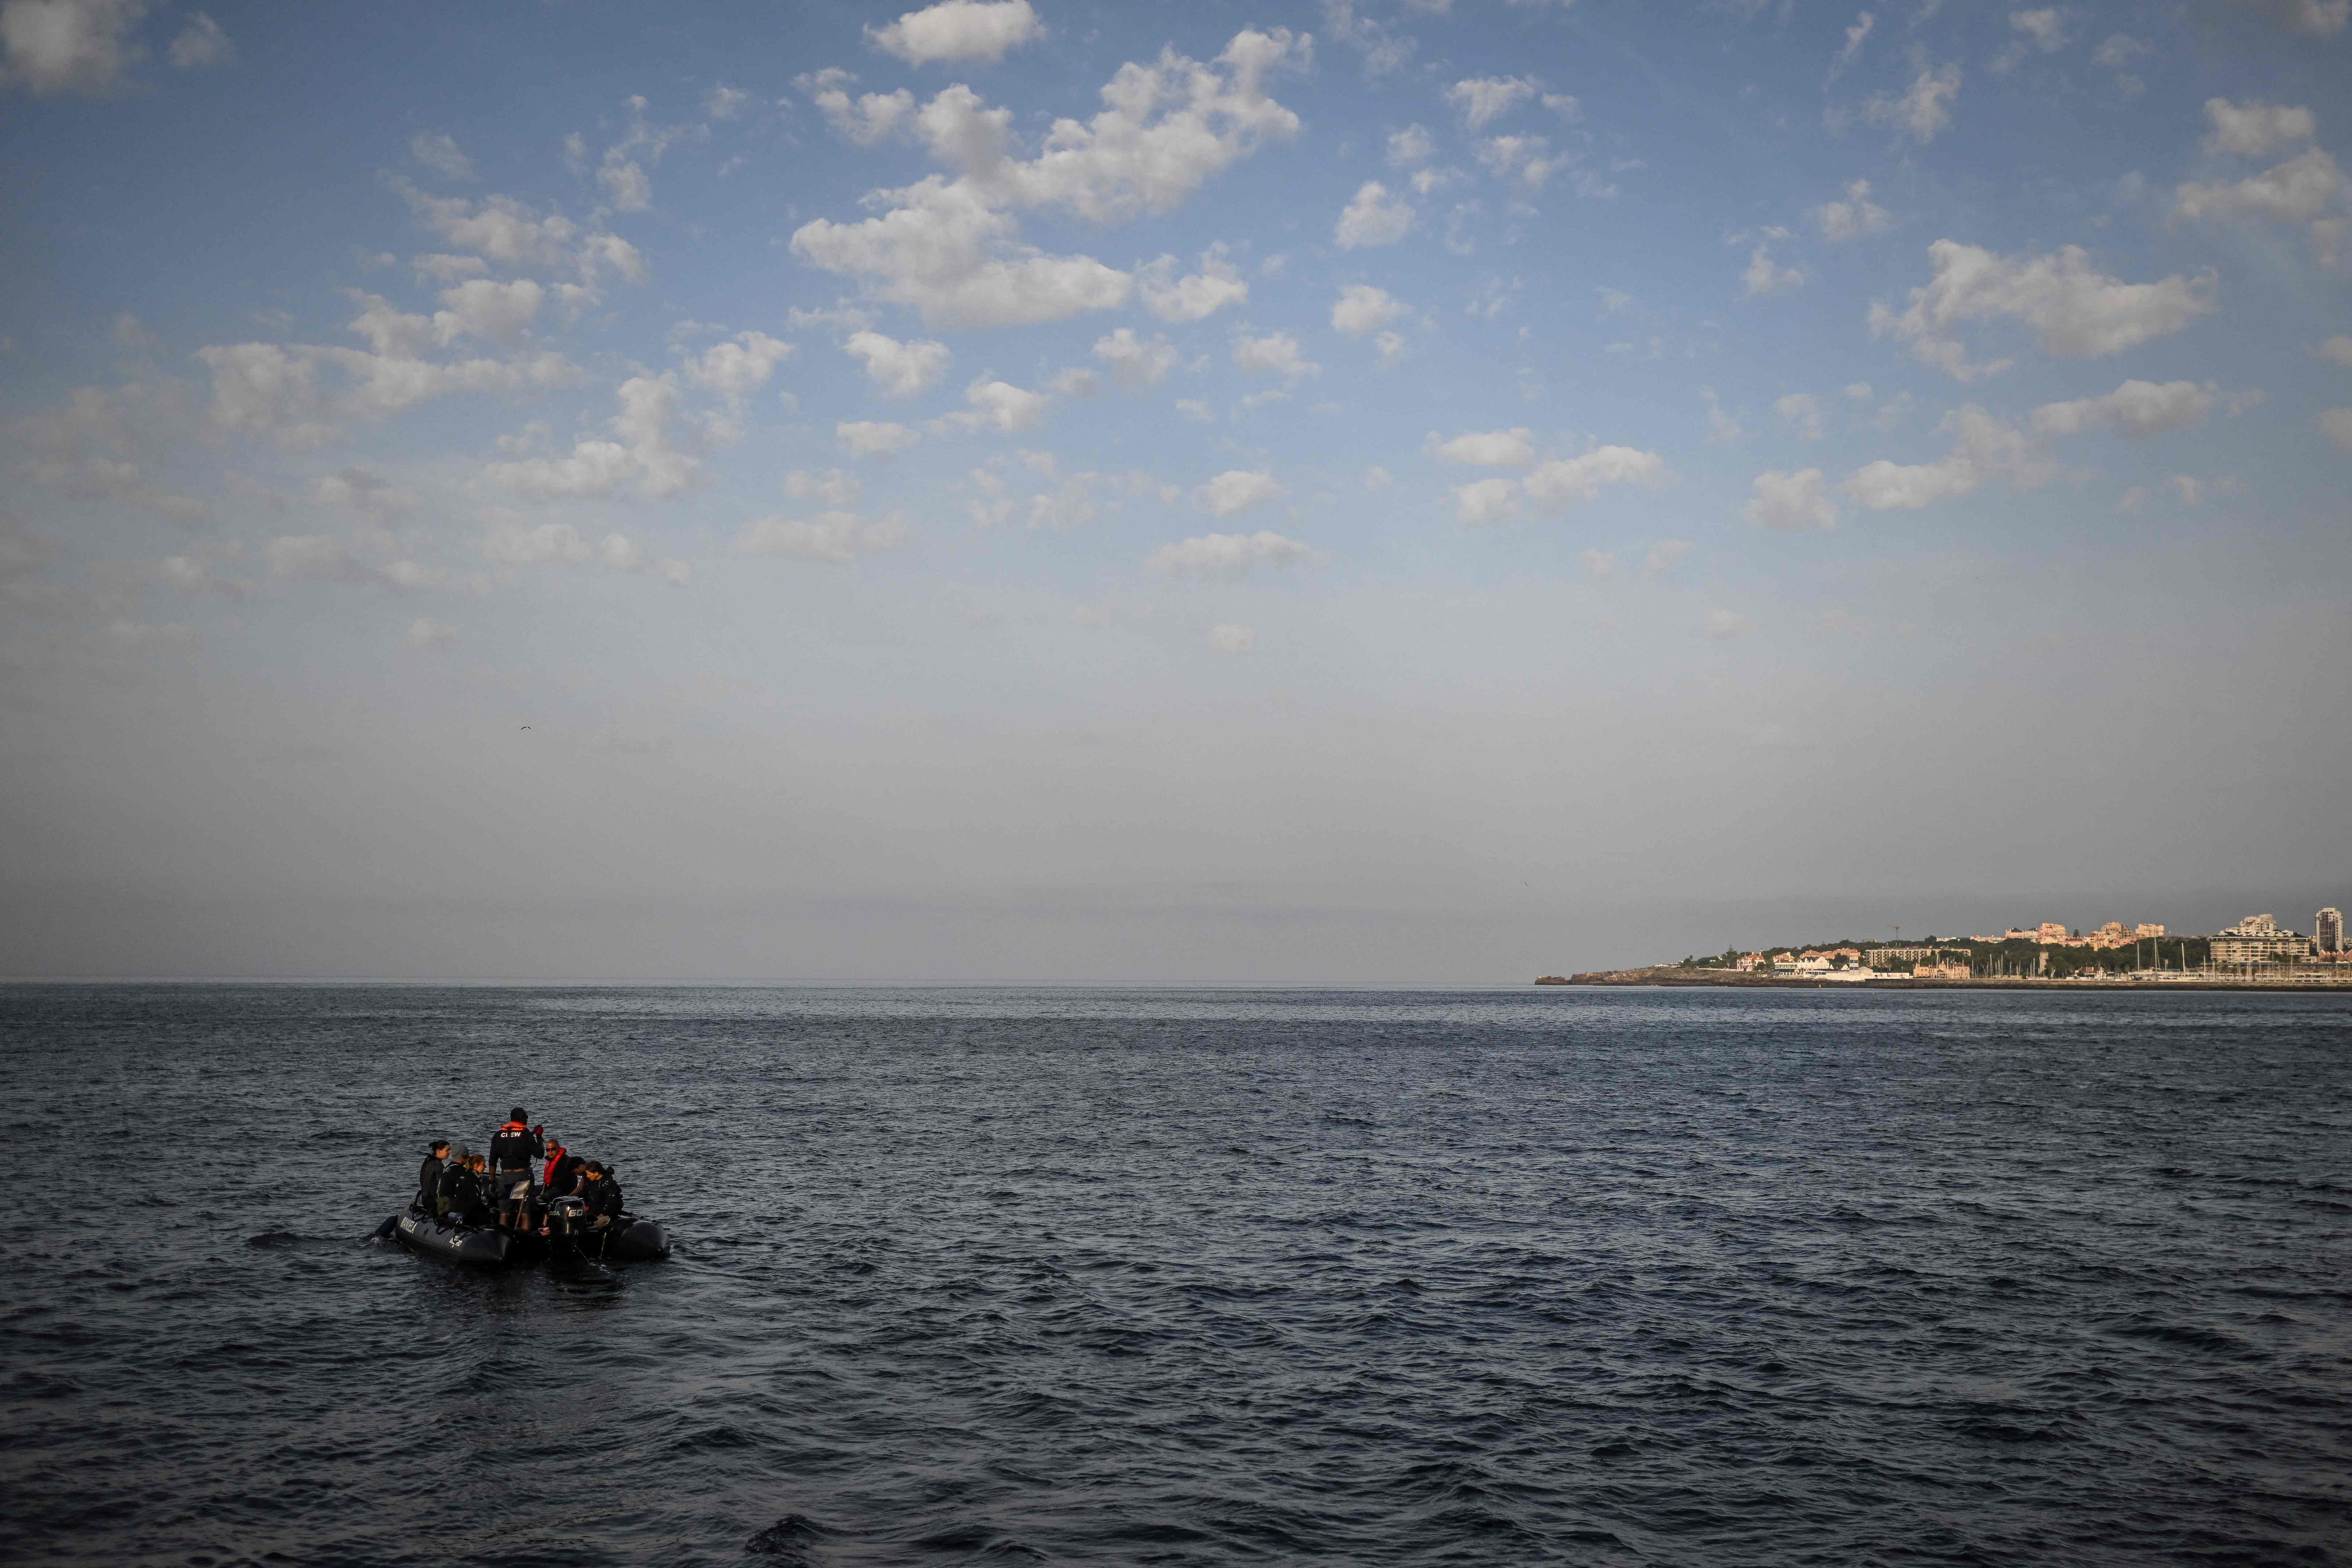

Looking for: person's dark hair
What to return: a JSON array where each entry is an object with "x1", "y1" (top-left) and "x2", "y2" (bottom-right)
[
  {"x1": 509, "y1": 1105, "x2": 528, "y2": 1123},
  {"x1": 430, "y1": 1139, "x2": 449, "y2": 1153},
  {"x1": 585, "y1": 1162, "x2": 604, "y2": 1176}
]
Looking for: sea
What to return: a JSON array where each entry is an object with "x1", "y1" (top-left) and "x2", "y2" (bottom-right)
[{"x1": 0, "y1": 983, "x2": 2346, "y2": 1567}]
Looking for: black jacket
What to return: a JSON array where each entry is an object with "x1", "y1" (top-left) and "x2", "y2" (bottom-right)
[
  {"x1": 416, "y1": 1156, "x2": 444, "y2": 1210},
  {"x1": 444, "y1": 1169, "x2": 488, "y2": 1217},
  {"x1": 584, "y1": 1177, "x2": 624, "y2": 1221},
  {"x1": 488, "y1": 1123, "x2": 542, "y2": 1173},
  {"x1": 545, "y1": 1153, "x2": 583, "y2": 1197}
]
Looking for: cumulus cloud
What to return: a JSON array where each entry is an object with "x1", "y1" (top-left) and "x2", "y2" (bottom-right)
[
  {"x1": 1841, "y1": 405, "x2": 2052, "y2": 509},
  {"x1": 1445, "y1": 75, "x2": 1536, "y2": 130},
  {"x1": 167, "y1": 10, "x2": 229, "y2": 69},
  {"x1": 1524, "y1": 446, "x2": 1668, "y2": 508},
  {"x1": 2320, "y1": 408, "x2": 2352, "y2": 452},
  {"x1": 1451, "y1": 476, "x2": 1520, "y2": 525},
  {"x1": 843, "y1": 330, "x2": 949, "y2": 397},
  {"x1": 792, "y1": 31, "x2": 1303, "y2": 327},
  {"x1": 2174, "y1": 147, "x2": 2348, "y2": 264},
  {"x1": 869, "y1": 0, "x2": 1041, "y2": 64},
  {"x1": 812, "y1": 82, "x2": 915, "y2": 146},
  {"x1": 1, "y1": 0, "x2": 145, "y2": 95},
  {"x1": 686, "y1": 330, "x2": 795, "y2": 397},
  {"x1": 1861, "y1": 61, "x2": 1960, "y2": 143},
  {"x1": 2317, "y1": 335, "x2": 2352, "y2": 367},
  {"x1": 1145, "y1": 529, "x2": 1318, "y2": 581},
  {"x1": 1477, "y1": 135, "x2": 1560, "y2": 190},
  {"x1": 934, "y1": 376, "x2": 1047, "y2": 433},
  {"x1": 1335, "y1": 181, "x2": 1414, "y2": 248},
  {"x1": 1742, "y1": 241, "x2": 1806, "y2": 296},
  {"x1": 2203, "y1": 98, "x2": 2316, "y2": 158},
  {"x1": 1870, "y1": 239, "x2": 2215, "y2": 377},
  {"x1": 1027, "y1": 474, "x2": 1103, "y2": 532},
  {"x1": 1744, "y1": 468, "x2": 1839, "y2": 530},
  {"x1": 739, "y1": 510, "x2": 909, "y2": 562},
  {"x1": 1704, "y1": 610, "x2": 1753, "y2": 640},
  {"x1": 1432, "y1": 428, "x2": 1535, "y2": 466},
  {"x1": 1644, "y1": 540, "x2": 1693, "y2": 574},
  {"x1": 1138, "y1": 246, "x2": 1249, "y2": 321},
  {"x1": 485, "y1": 374, "x2": 704, "y2": 499},
  {"x1": 392, "y1": 180, "x2": 644, "y2": 284},
  {"x1": 1387, "y1": 124, "x2": 1434, "y2": 166},
  {"x1": 838, "y1": 420, "x2": 919, "y2": 459},
  {"x1": 1232, "y1": 331, "x2": 1319, "y2": 378},
  {"x1": 1774, "y1": 393, "x2": 1824, "y2": 439},
  {"x1": 1816, "y1": 178, "x2": 1889, "y2": 241},
  {"x1": 2030, "y1": 379, "x2": 2212, "y2": 437},
  {"x1": 407, "y1": 618, "x2": 457, "y2": 649},
  {"x1": 1192, "y1": 469, "x2": 1285, "y2": 517},
  {"x1": 1331, "y1": 283, "x2": 1403, "y2": 337},
  {"x1": 409, "y1": 131, "x2": 474, "y2": 182},
  {"x1": 2225, "y1": 0, "x2": 2349, "y2": 38},
  {"x1": 1093, "y1": 327, "x2": 1176, "y2": 388}
]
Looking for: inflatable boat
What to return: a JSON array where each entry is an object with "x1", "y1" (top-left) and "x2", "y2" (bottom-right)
[{"x1": 379, "y1": 1203, "x2": 670, "y2": 1268}]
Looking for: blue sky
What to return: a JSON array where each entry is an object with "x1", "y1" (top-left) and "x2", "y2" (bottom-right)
[{"x1": 1, "y1": 0, "x2": 2347, "y2": 979}]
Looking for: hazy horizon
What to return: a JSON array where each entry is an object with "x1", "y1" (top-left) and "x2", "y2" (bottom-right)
[{"x1": 2, "y1": 0, "x2": 2346, "y2": 984}]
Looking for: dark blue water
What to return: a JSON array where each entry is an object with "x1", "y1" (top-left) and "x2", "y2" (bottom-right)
[{"x1": 1, "y1": 985, "x2": 2347, "y2": 1566}]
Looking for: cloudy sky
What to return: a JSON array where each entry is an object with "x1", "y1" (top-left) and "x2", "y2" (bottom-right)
[{"x1": 1, "y1": 0, "x2": 2346, "y2": 981}]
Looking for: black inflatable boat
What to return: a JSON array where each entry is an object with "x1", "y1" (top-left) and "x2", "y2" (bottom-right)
[{"x1": 381, "y1": 1204, "x2": 670, "y2": 1268}]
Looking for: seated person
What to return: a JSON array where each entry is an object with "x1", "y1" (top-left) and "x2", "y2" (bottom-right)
[
  {"x1": 580, "y1": 1163, "x2": 626, "y2": 1232},
  {"x1": 416, "y1": 1139, "x2": 450, "y2": 1212},
  {"x1": 543, "y1": 1146, "x2": 585, "y2": 1200},
  {"x1": 445, "y1": 1154, "x2": 493, "y2": 1225}
]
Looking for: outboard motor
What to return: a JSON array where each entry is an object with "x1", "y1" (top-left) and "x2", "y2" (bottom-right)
[{"x1": 545, "y1": 1194, "x2": 589, "y2": 1264}]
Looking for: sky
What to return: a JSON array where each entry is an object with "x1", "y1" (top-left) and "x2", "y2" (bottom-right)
[{"x1": 0, "y1": 0, "x2": 2347, "y2": 982}]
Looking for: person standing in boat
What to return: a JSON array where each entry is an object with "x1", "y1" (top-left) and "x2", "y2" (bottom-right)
[
  {"x1": 487, "y1": 1107, "x2": 543, "y2": 1232},
  {"x1": 416, "y1": 1139, "x2": 450, "y2": 1214}
]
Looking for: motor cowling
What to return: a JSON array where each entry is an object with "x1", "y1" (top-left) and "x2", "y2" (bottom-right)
[{"x1": 546, "y1": 1194, "x2": 587, "y2": 1240}]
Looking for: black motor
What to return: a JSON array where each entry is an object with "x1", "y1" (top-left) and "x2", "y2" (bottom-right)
[{"x1": 544, "y1": 1194, "x2": 589, "y2": 1262}]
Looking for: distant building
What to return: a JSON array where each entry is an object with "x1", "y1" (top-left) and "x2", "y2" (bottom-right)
[
  {"x1": 2318, "y1": 908, "x2": 2343, "y2": 956},
  {"x1": 2135, "y1": 923, "x2": 2166, "y2": 939},
  {"x1": 2211, "y1": 915, "x2": 2310, "y2": 966},
  {"x1": 1734, "y1": 952, "x2": 1763, "y2": 970}
]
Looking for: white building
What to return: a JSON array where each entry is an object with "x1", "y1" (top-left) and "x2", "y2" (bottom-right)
[
  {"x1": 2319, "y1": 907, "x2": 2344, "y2": 956},
  {"x1": 2211, "y1": 915, "x2": 2310, "y2": 966}
]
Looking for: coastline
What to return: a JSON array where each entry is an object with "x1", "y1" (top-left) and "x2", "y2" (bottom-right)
[{"x1": 1542, "y1": 969, "x2": 2352, "y2": 991}]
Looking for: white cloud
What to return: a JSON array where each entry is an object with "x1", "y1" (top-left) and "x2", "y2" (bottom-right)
[
  {"x1": 2092, "y1": 33, "x2": 2150, "y2": 95},
  {"x1": 1645, "y1": 539, "x2": 1693, "y2": 574},
  {"x1": 838, "y1": 420, "x2": 919, "y2": 459},
  {"x1": 167, "y1": 10, "x2": 229, "y2": 69},
  {"x1": 1841, "y1": 404, "x2": 2051, "y2": 509},
  {"x1": 2225, "y1": 0, "x2": 2349, "y2": 38},
  {"x1": 1028, "y1": 474, "x2": 1102, "y2": 532},
  {"x1": 685, "y1": 330, "x2": 794, "y2": 397},
  {"x1": 1580, "y1": 548, "x2": 1615, "y2": 578},
  {"x1": 2203, "y1": 98, "x2": 2316, "y2": 158},
  {"x1": 2317, "y1": 335, "x2": 2352, "y2": 367},
  {"x1": 392, "y1": 180, "x2": 644, "y2": 284},
  {"x1": 318, "y1": 467, "x2": 416, "y2": 518},
  {"x1": 1335, "y1": 181, "x2": 1414, "y2": 248},
  {"x1": 1451, "y1": 476, "x2": 1520, "y2": 525},
  {"x1": 1744, "y1": 468, "x2": 1840, "y2": 530},
  {"x1": 1331, "y1": 283, "x2": 1403, "y2": 337},
  {"x1": 1138, "y1": 246, "x2": 1249, "y2": 322},
  {"x1": 1145, "y1": 529, "x2": 1318, "y2": 581},
  {"x1": 1816, "y1": 178, "x2": 1889, "y2": 241},
  {"x1": 1742, "y1": 242, "x2": 1806, "y2": 296},
  {"x1": 2321, "y1": 408, "x2": 2352, "y2": 452},
  {"x1": 2173, "y1": 147, "x2": 2347, "y2": 250},
  {"x1": 843, "y1": 330, "x2": 949, "y2": 397},
  {"x1": 934, "y1": 375, "x2": 1047, "y2": 433},
  {"x1": 1206, "y1": 623, "x2": 1255, "y2": 653},
  {"x1": 1093, "y1": 327, "x2": 1176, "y2": 388},
  {"x1": 792, "y1": 32, "x2": 1302, "y2": 327},
  {"x1": 706, "y1": 83, "x2": 753, "y2": 121},
  {"x1": 1432, "y1": 427, "x2": 1535, "y2": 466},
  {"x1": 1232, "y1": 331, "x2": 1319, "y2": 378},
  {"x1": 1324, "y1": 0, "x2": 1416, "y2": 78},
  {"x1": 1829, "y1": 11, "x2": 1874, "y2": 78},
  {"x1": 1, "y1": 0, "x2": 145, "y2": 95},
  {"x1": 868, "y1": 0, "x2": 1041, "y2": 64},
  {"x1": 486, "y1": 374, "x2": 702, "y2": 499},
  {"x1": 1774, "y1": 393, "x2": 1824, "y2": 439},
  {"x1": 409, "y1": 132, "x2": 474, "y2": 182},
  {"x1": 1175, "y1": 399, "x2": 1214, "y2": 422},
  {"x1": 2004, "y1": 8, "x2": 2069, "y2": 60},
  {"x1": 1445, "y1": 75, "x2": 1537, "y2": 130},
  {"x1": 1192, "y1": 469, "x2": 1285, "y2": 517},
  {"x1": 814, "y1": 83, "x2": 915, "y2": 146},
  {"x1": 1870, "y1": 239, "x2": 2215, "y2": 376},
  {"x1": 431, "y1": 278, "x2": 543, "y2": 345},
  {"x1": 407, "y1": 618, "x2": 457, "y2": 649},
  {"x1": 1387, "y1": 124, "x2": 1434, "y2": 165},
  {"x1": 1477, "y1": 135, "x2": 1559, "y2": 189},
  {"x1": 786, "y1": 468, "x2": 864, "y2": 509},
  {"x1": 1704, "y1": 610, "x2": 1753, "y2": 640},
  {"x1": 2030, "y1": 378, "x2": 2212, "y2": 437},
  {"x1": 1862, "y1": 61, "x2": 1961, "y2": 143},
  {"x1": 1524, "y1": 446, "x2": 1670, "y2": 509},
  {"x1": 739, "y1": 510, "x2": 909, "y2": 562}
]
